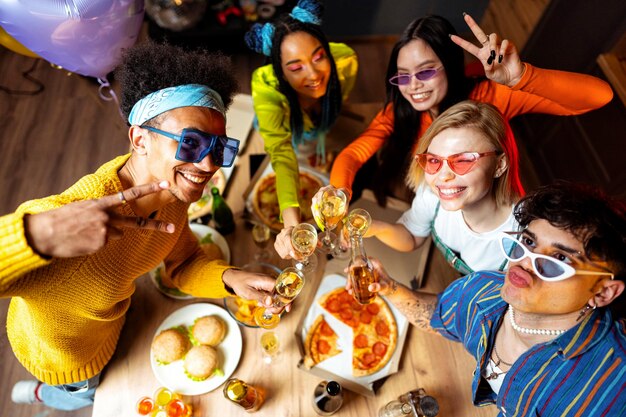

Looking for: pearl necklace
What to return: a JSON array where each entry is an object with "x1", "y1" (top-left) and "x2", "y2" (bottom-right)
[{"x1": 508, "y1": 306, "x2": 566, "y2": 336}]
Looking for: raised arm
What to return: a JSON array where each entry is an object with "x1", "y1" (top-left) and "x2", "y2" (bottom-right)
[
  {"x1": 330, "y1": 105, "x2": 395, "y2": 200},
  {"x1": 452, "y1": 13, "x2": 613, "y2": 116}
]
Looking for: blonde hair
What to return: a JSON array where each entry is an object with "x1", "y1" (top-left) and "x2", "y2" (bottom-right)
[{"x1": 406, "y1": 100, "x2": 523, "y2": 207}]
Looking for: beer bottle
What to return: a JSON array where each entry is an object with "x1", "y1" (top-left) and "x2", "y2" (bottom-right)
[{"x1": 211, "y1": 187, "x2": 235, "y2": 235}]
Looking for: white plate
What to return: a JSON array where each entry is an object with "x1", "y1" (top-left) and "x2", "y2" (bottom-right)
[
  {"x1": 150, "y1": 303, "x2": 242, "y2": 395},
  {"x1": 149, "y1": 224, "x2": 231, "y2": 299}
]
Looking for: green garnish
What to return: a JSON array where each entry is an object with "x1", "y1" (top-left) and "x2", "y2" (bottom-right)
[{"x1": 199, "y1": 233, "x2": 214, "y2": 244}]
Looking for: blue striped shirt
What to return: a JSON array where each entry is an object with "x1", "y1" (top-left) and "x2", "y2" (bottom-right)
[{"x1": 430, "y1": 271, "x2": 626, "y2": 416}]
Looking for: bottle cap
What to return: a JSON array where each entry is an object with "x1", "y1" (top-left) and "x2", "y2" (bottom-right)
[
  {"x1": 419, "y1": 396, "x2": 439, "y2": 417},
  {"x1": 326, "y1": 381, "x2": 341, "y2": 396}
]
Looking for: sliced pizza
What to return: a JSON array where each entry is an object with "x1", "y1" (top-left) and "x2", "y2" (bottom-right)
[
  {"x1": 252, "y1": 171, "x2": 323, "y2": 231},
  {"x1": 304, "y1": 315, "x2": 342, "y2": 369},
  {"x1": 318, "y1": 287, "x2": 398, "y2": 377}
]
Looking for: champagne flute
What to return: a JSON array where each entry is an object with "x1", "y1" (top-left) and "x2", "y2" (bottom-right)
[
  {"x1": 315, "y1": 188, "x2": 347, "y2": 252},
  {"x1": 260, "y1": 331, "x2": 280, "y2": 364},
  {"x1": 291, "y1": 223, "x2": 318, "y2": 273},
  {"x1": 253, "y1": 267, "x2": 305, "y2": 329},
  {"x1": 252, "y1": 223, "x2": 271, "y2": 261},
  {"x1": 346, "y1": 208, "x2": 372, "y2": 236}
]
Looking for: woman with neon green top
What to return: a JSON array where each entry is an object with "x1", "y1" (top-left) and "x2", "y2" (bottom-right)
[{"x1": 245, "y1": 0, "x2": 358, "y2": 258}]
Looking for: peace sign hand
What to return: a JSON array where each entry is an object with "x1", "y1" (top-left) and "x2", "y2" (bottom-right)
[
  {"x1": 24, "y1": 181, "x2": 175, "y2": 258},
  {"x1": 450, "y1": 13, "x2": 525, "y2": 87}
]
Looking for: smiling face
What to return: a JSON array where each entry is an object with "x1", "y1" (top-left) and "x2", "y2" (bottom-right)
[
  {"x1": 142, "y1": 106, "x2": 225, "y2": 204},
  {"x1": 424, "y1": 126, "x2": 503, "y2": 214},
  {"x1": 501, "y1": 219, "x2": 612, "y2": 315},
  {"x1": 280, "y1": 31, "x2": 331, "y2": 104},
  {"x1": 396, "y1": 38, "x2": 448, "y2": 115}
]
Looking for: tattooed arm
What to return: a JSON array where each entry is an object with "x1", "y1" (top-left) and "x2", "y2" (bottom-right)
[{"x1": 347, "y1": 258, "x2": 440, "y2": 334}]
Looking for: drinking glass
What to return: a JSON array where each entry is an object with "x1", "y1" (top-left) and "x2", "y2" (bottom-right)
[
  {"x1": 291, "y1": 223, "x2": 318, "y2": 273},
  {"x1": 260, "y1": 331, "x2": 280, "y2": 364},
  {"x1": 315, "y1": 188, "x2": 348, "y2": 252},
  {"x1": 253, "y1": 267, "x2": 305, "y2": 329},
  {"x1": 252, "y1": 223, "x2": 271, "y2": 261},
  {"x1": 346, "y1": 208, "x2": 372, "y2": 236}
]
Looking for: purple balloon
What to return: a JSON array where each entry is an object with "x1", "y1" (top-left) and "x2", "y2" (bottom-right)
[{"x1": 0, "y1": 0, "x2": 144, "y2": 79}]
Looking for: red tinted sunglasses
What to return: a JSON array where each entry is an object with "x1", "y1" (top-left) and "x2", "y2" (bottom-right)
[{"x1": 415, "y1": 151, "x2": 500, "y2": 175}]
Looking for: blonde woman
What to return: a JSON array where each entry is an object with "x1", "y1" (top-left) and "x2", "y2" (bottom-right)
[{"x1": 365, "y1": 100, "x2": 522, "y2": 274}]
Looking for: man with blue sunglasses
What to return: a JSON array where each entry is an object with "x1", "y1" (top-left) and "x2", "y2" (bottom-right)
[
  {"x1": 350, "y1": 181, "x2": 626, "y2": 416},
  {"x1": 2, "y1": 41, "x2": 282, "y2": 411}
]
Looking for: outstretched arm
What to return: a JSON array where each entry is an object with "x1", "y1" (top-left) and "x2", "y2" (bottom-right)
[
  {"x1": 366, "y1": 219, "x2": 426, "y2": 252},
  {"x1": 347, "y1": 258, "x2": 439, "y2": 333}
]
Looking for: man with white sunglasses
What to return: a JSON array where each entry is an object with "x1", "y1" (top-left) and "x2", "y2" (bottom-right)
[{"x1": 356, "y1": 181, "x2": 625, "y2": 416}]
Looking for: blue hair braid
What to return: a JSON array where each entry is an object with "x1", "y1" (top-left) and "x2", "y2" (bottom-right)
[
  {"x1": 244, "y1": 22, "x2": 275, "y2": 56},
  {"x1": 290, "y1": 0, "x2": 323, "y2": 25}
]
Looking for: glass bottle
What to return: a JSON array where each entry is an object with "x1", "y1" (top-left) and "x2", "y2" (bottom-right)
[
  {"x1": 312, "y1": 380, "x2": 343, "y2": 416},
  {"x1": 378, "y1": 400, "x2": 413, "y2": 417},
  {"x1": 223, "y1": 378, "x2": 264, "y2": 412},
  {"x1": 211, "y1": 187, "x2": 235, "y2": 235},
  {"x1": 399, "y1": 388, "x2": 439, "y2": 417},
  {"x1": 348, "y1": 233, "x2": 377, "y2": 304}
]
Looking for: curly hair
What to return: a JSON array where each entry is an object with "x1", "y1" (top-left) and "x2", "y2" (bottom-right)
[
  {"x1": 115, "y1": 40, "x2": 239, "y2": 125},
  {"x1": 373, "y1": 15, "x2": 479, "y2": 206},
  {"x1": 514, "y1": 180, "x2": 626, "y2": 281}
]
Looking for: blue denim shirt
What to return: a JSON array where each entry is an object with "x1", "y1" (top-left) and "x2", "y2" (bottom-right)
[{"x1": 431, "y1": 271, "x2": 626, "y2": 416}]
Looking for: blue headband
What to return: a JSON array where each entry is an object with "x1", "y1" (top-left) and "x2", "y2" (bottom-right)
[{"x1": 128, "y1": 84, "x2": 226, "y2": 126}]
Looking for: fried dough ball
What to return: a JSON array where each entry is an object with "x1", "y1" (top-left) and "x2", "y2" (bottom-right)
[
  {"x1": 192, "y1": 315, "x2": 226, "y2": 346},
  {"x1": 184, "y1": 345, "x2": 218, "y2": 381},
  {"x1": 200, "y1": 242, "x2": 223, "y2": 261},
  {"x1": 151, "y1": 328, "x2": 190, "y2": 364}
]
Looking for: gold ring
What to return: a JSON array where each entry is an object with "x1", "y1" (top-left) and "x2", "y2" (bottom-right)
[
  {"x1": 118, "y1": 191, "x2": 127, "y2": 205},
  {"x1": 482, "y1": 35, "x2": 490, "y2": 45}
]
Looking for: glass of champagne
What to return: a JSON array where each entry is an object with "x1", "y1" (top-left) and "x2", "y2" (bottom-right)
[
  {"x1": 346, "y1": 208, "x2": 372, "y2": 236},
  {"x1": 291, "y1": 223, "x2": 318, "y2": 273},
  {"x1": 316, "y1": 188, "x2": 348, "y2": 252},
  {"x1": 252, "y1": 223, "x2": 271, "y2": 261},
  {"x1": 253, "y1": 267, "x2": 305, "y2": 329},
  {"x1": 260, "y1": 331, "x2": 280, "y2": 364}
]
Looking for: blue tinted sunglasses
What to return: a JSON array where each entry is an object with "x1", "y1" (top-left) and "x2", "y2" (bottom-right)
[{"x1": 142, "y1": 126, "x2": 240, "y2": 167}]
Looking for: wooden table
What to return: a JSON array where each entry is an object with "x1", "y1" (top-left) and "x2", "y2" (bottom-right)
[{"x1": 92, "y1": 106, "x2": 497, "y2": 417}]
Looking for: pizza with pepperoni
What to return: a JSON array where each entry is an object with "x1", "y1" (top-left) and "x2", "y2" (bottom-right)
[
  {"x1": 318, "y1": 288, "x2": 397, "y2": 377},
  {"x1": 303, "y1": 315, "x2": 342, "y2": 369}
]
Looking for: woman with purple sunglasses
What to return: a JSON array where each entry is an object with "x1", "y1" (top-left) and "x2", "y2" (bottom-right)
[{"x1": 329, "y1": 13, "x2": 613, "y2": 207}]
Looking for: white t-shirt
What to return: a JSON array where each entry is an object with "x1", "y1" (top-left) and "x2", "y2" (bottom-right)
[{"x1": 398, "y1": 185, "x2": 519, "y2": 272}]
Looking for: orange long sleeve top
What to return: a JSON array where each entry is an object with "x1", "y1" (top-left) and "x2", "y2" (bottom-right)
[{"x1": 330, "y1": 63, "x2": 614, "y2": 195}]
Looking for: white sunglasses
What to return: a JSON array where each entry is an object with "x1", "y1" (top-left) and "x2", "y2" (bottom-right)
[{"x1": 498, "y1": 232, "x2": 614, "y2": 282}]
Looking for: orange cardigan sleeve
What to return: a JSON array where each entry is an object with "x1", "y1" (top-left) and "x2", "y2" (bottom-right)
[
  {"x1": 330, "y1": 104, "x2": 395, "y2": 197},
  {"x1": 470, "y1": 63, "x2": 614, "y2": 118}
]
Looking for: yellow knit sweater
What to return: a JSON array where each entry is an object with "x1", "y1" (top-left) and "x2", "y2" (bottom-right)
[{"x1": 0, "y1": 155, "x2": 233, "y2": 385}]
